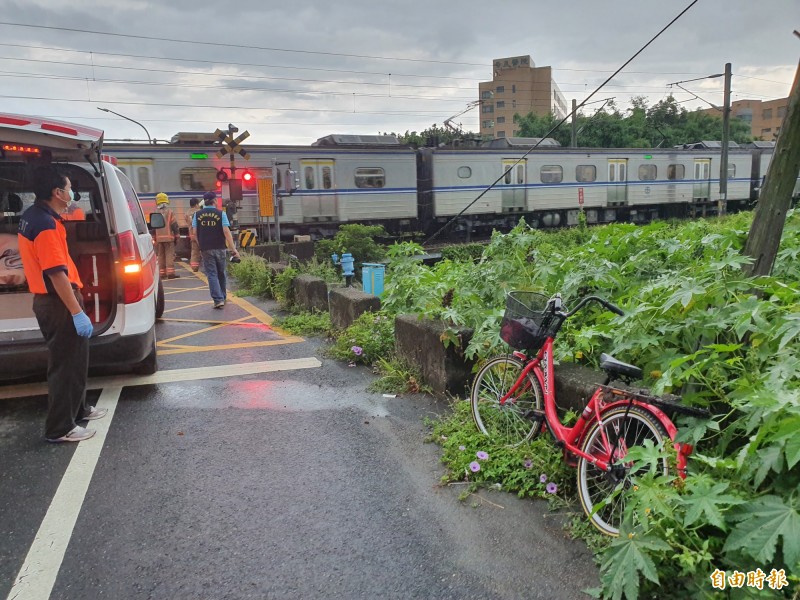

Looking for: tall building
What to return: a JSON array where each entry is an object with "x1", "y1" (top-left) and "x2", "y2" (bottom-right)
[
  {"x1": 701, "y1": 97, "x2": 789, "y2": 140},
  {"x1": 478, "y1": 55, "x2": 567, "y2": 139}
]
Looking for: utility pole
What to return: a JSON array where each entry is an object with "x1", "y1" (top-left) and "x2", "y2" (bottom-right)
[
  {"x1": 742, "y1": 61, "x2": 800, "y2": 277},
  {"x1": 718, "y1": 62, "x2": 732, "y2": 216},
  {"x1": 227, "y1": 123, "x2": 238, "y2": 230},
  {"x1": 571, "y1": 99, "x2": 577, "y2": 147}
]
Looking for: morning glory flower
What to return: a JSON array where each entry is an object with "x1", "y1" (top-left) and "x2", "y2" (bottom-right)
[
  {"x1": 469, "y1": 461, "x2": 481, "y2": 473},
  {"x1": 540, "y1": 474, "x2": 548, "y2": 483},
  {"x1": 524, "y1": 459, "x2": 533, "y2": 469},
  {"x1": 546, "y1": 482, "x2": 558, "y2": 494},
  {"x1": 459, "y1": 445, "x2": 466, "y2": 452},
  {"x1": 351, "y1": 346, "x2": 363, "y2": 356},
  {"x1": 476, "y1": 451, "x2": 489, "y2": 461}
]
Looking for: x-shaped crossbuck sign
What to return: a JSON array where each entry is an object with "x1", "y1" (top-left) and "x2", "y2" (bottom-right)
[{"x1": 215, "y1": 129, "x2": 251, "y2": 159}]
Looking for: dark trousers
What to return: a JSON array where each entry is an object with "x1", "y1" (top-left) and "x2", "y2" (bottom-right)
[{"x1": 32, "y1": 290, "x2": 90, "y2": 439}]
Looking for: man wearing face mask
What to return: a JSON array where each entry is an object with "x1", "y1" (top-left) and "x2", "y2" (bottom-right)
[{"x1": 17, "y1": 166, "x2": 107, "y2": 443}]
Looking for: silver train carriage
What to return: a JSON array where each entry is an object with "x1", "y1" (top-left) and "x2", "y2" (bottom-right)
[{"x1": 104, "y1": 134, "x2": 791, "y2": 241}]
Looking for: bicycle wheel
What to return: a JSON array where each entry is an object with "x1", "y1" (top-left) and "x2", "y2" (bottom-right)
[
  {"x1": 470, "y1": 355, "x2": 544, "y2": 446},
  {"x1": 577, "y1": 405, "x2": 669, "y2": 536}
]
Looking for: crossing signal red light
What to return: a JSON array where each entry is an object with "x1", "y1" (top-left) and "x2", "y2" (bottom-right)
[
  {"x1": 216, "y1": 169, "x2": 228, "y2": 182},
  {"x1": 242, "y1": 170, "x2": 253, "y2": 182}
]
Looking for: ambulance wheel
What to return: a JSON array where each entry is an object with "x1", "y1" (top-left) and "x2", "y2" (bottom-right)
[{"x1": 155, "y1": 279, "x2": 165, "y2": 319}]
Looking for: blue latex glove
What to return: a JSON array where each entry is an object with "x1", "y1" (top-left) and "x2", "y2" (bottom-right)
[{"x1": 72, "y1": 312, "x2": 93, "y2": 338}]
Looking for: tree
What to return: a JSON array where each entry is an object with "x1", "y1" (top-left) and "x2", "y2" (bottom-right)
[{"x1": 382, "y1": 125, "x2": 478, "y2": 147}]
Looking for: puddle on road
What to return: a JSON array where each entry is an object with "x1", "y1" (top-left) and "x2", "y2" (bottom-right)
[{"x1": 152, "y1": 379, "x2": 391, "y2": 417}]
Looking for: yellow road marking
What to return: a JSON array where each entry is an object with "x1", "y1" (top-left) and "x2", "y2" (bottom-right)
[
  {"x1": 157, "y1": 315, "x2": 253, "y2": 345},
  {"x1": 164, "y1": 301, "x2": 209, "y2": 313},
  {"x1": 158, "y1": 317, "x2": 255, "y2": 324},
  {"x1": 156, "y1": 337, "x2": 305, "y2": 356},
  {"x1": 165, "y1": 286, "x2": 208, "y2": 295}
]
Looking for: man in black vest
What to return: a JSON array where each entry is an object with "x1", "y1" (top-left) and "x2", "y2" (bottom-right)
[{"x1": 192, "y1": 191, "x2": 240, "y2": 308}]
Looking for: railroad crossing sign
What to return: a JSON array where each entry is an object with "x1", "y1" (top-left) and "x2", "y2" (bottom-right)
[{"x1": 215, "y1": 128, "x2": 251, "y2": 159}]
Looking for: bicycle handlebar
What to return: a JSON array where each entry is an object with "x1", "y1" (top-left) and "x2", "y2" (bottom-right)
[{"x1": 559, "y1": 295, "x2": 624, "y2": 318}]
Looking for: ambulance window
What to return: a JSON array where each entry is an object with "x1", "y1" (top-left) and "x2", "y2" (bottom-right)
[{"x1": 118, "y1": 171, "x2": 148, "y2": 234}]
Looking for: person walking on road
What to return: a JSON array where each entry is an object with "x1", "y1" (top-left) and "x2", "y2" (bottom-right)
[
  {"x1": 154, "y1": 192, "x2": 179, "y2": 279},
  {"x1": 185, "y1": 197, "x2": 202, "y2": 272},
  {"x1": 193, "y1": 191, "x2": 240, "y2": 308},
  {"x1": 17, "y1": 166, "x2": 107, "y2": 443}
]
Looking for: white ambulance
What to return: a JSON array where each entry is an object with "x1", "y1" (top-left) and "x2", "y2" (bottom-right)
[{"x1": 0, "y1": 113, "x2": 164, "y2": 379}]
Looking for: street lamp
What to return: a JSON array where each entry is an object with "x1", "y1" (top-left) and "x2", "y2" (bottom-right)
[{"x1": 97, "y1": 107, "x2": 153, "y2": 144}]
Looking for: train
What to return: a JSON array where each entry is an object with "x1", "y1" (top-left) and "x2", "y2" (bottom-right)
[{"x1": 102, "y1": 133, "x2": 795, "y2": 242}]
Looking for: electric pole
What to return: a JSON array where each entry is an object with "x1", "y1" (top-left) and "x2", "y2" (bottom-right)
[
  {"x1": 571, "y1": 99, "x2": 577, "y2": 147},
  {"x1": 719, "y1": 62, "x2": 732, "y2": 216}
]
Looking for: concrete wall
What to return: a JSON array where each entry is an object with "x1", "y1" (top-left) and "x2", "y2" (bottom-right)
[
  {"x1": 329, "y1": 288, "x2": 381, "y2": 330},
  {"x1": 394, "y1": 314, "x2": 475, "y2": 395},
  {"x1": 292, "y1": 275, "x2": 329, "y2": 312}
]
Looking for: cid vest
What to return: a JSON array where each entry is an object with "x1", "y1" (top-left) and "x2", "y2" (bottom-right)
[{"x1": 195, "y1": 207, "x2": 226, "y2": 251}]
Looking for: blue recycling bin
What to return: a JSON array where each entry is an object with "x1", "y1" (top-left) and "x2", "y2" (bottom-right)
[{"x1": 362, "y1": 263, "x2": 385, "y2": 296}]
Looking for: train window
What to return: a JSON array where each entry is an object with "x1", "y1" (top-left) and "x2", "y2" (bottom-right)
[
  {"x1": 667, "y1": 164, "x2": 685, "y2": 180},
  {"x1": 517, "y1": 165, "x2": 524, "y2": 184},
  {"x1": 638, "y1": 164, "x2": 657, "y2": 181},
  {"x1": 457, "y1": 166, "x2": 472, "y2": 179},
  {"x1": 137, "y1": 167, "x2": 152, "y2": 193},
  {"x1": 728, "y1": 164, "x2": 736, "y2": 179},
  {"x1": 504, "y1": 167, "x2": 512, "y2": 184},
  {"x1": 576, "y1": 165, "x2": 596, "y2": 182},
  {"x1": 354, "y1": 167, "x2": 385, "y2": 188},
  {"x1": 322, "y1": 166, "x2": 333, "y2": 190},
  {"x1": 540, "y1": 165, "x2": 563, "y2": 183},
  {"x1": 179, "y1": 167, "x2": 216, "y2": 191},
  {"x1": 304, "y1": 166, "x2": 315, "y2": 190}
]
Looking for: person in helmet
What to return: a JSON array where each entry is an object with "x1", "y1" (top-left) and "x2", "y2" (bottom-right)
[
  {"x1": 154, "y1": 192, "x2": 179, "y2": 278},
  {"x1": 184, "y1": 197, "x2": 202, "y2": 272}
]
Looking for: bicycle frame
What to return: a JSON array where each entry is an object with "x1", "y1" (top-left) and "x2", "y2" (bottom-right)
[{"x1": 499, "y1": 337, "x2": 691, "y2": 474}]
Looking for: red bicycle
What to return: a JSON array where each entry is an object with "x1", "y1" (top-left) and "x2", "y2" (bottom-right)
[{"x1": 470, "y1": 291, "x2": 707, "y2": 536}]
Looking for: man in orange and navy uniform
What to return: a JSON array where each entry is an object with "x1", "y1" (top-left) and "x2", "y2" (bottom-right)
[
  {"x1": 154, "y1": 192, "x2": 179, "y2": 278},
  {"x1": 17, "y1": 166, "x2": 107, "y2": 443}
]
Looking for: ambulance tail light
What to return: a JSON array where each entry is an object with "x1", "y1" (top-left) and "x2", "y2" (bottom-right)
[{"x1": 117, "y1": 230, "x2": 145, "y2": 304}]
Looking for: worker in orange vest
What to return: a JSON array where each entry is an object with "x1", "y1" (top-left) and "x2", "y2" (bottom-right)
[
  {"x1": 185, "y1": 197, "x2": 202, "y2": 272},
  {"x1": 154, "y1": 192, "x2": 179, "y2": 278}
]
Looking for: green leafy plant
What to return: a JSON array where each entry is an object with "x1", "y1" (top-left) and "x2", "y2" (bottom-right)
[
  {"x1": 327, "y1": 310, "x2": 395, "y2": 365},
  {"x1": 368, "y1": 356, "x2": 432, "y2": 394},
  {"x1": 273, "y1": 310, "x2": 332, "y2": 336}
]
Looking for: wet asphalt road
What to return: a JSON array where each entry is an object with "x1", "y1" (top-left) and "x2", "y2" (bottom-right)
[{"x1": 0, "y1": 267, "x2": 598, "y2": 599}]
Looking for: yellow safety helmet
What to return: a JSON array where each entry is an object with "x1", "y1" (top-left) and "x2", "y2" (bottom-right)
[{"x1": 156, "y1": 192, "x2": 169, "y2": 205}]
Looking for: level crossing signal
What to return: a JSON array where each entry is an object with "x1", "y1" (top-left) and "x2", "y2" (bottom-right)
[{"x1": 215, "y1": 128, "x2": 251, "y2": 160}]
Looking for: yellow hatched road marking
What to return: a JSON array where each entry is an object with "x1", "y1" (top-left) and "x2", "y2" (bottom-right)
[
  {"x1": 165, "y1": 286, "x2": 208, "y2": 295},
  {"x1": 158, "y1": 315, "x2": 253, "y2": 345},
  {"x1": 164, "y1": 301, "x2": 209, "y2": 313},
  {"x1": 156, "y1": 337, "x2": 305, "y2": 356}
]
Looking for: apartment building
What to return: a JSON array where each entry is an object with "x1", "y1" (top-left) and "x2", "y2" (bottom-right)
[
  {"x1": 478, "y1": 55, "x2": 568, "y2": 139},
  {"x1": 701, "y1": 97, "x2": 789, "y2": 140}
]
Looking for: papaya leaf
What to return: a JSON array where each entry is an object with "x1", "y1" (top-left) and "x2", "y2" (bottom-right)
[
  {"x1": 600, "y1": 524, "x2": 671, "y2": 600},
  {"x1": 724, "y1": 495, "x2": 800, "y2": 567},
  {"x1": 682, "y1": 479, "x2": 744, "y2": 529}
]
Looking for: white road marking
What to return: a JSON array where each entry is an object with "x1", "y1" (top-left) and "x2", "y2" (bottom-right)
[
  {"x1": 0, "y1": 357, "x2": 322, "y2": 400},
  {"x1": 7, "y1": 386, "x2": 122, "y2": 600}
]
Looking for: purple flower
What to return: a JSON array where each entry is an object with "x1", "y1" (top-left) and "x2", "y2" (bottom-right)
[
  {"x1": 546, "y1": 482, "x2": 558, "y2": 494},
  {"x1": 540, "y1": 474, "x2": 548, "y2": 483},
  {"x1": 476, "y1": 451, "x2": 489, "y2": 461},
  {"x1": 524, "y1": 459, "x2": 533, "y2": 469},
  {"x1": 459, "y1": 445, "x2": 466, "y2": 452},
  {"x1": 351, "y1": 346, "x2": 363, "y2": 356},
  {"x1": 469, "y1": 461, "x2": 481, "y2": 473}
]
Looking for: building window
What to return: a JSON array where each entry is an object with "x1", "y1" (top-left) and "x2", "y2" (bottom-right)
[
  {"x1": 667, "y1": 164, "x2": 685, "y2": 180},
  {"x1": 496, "y1": 101, "x2": 505, "y2": 108},
  {"x1": 481, "y1": 90, "x2": 493, "y2": 100},
  {"x1": 762, "y1": 108, "x2": 773, "y2": 120},
  {"x1": 761, "y1": 128, "x2": 772, "y2": 136},
  {"x1": 512, "y1": 58, "x2": 519, "y2": 66},
  {"x1": 575, "y1": 165, "x2": 596, "y2": 182},
  {"x1": 497, "y1": 131, "x2": 506, "y2": 138},
  {"x1": 540, "y1": 165, "x2": 563, "y2": 183},
  {"x1": 512, "y1": 100, "x2": 516, "y2": 108},
  {"x1": 482, "y1": 105, "x2": 494, "y2": 113},
  {"x1": 481, "y1": 120, "x2": 494, "y2": 128},
  {"x1": 778, "y1": 106, "x2": 787, "y2": 118},
  {"x1": 512, "y1": 84, "x2": 516, "y2": 93},
  {"x1": 496, "y1": 116, "x2": 506, "y2": 124},
  {"x1": 457, "y1": 166, "x2": 472, "y2": 179},
  {"x1": 638, "y1": 164, "x2": 657, "y2": 181},
  {"x1": 496, "y1": 86, "x2": 504, "y2": 93}
]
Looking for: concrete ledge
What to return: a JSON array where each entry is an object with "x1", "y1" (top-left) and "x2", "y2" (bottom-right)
[
  {"x1": 283, "y1": 240, "x2": 315, "y2": 262},
  {"x1": 252, "y1": 243, "x2": 283, "y2": 262},
  {"x1": 293, "y1": 275, "x2": 329, "y2": 312},
  {"x1": 395, "y1": 314, "x2": 474, "y2": 395},
  {"x1": 553, "y1": 362, "x2": 607, "y2": 412},
  {"x1": 329, "y1": 288, "x2": 381, "y2": 330}
]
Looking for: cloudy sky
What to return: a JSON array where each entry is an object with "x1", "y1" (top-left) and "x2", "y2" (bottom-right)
[{"x1": 0, "y1": 0, "x2": 796, "y2": 145}]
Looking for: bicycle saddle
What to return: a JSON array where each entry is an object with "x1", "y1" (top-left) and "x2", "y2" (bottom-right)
[{"x1": 599, "y1": 353, "x2": 643, "y2": 380}]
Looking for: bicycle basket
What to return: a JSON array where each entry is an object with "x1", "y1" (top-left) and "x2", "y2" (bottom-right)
[{"x1": 499, "y1": 291, "x2": 556, "y2": 352}]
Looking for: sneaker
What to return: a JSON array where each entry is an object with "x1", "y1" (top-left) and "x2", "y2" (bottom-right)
[
  {"x1": 213, "y1": 300, "x2": 224, "y2": 309},
  {"x1": 81, "y1": 406, "x2": 108, "y2": 421},
  {"x1": 46, "y1": 425, "x2": 96, "y2": 443}
]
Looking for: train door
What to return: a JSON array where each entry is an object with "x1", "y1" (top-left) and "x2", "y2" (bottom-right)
[
  {"x1": 299, "y1": 159, "x2": 338, "y2": 220},
  {"x1": 693, "y1": 159, "x2": 711, "y2": 200},
  {"x1": 115, "y1": 159, "x2": 154, "y2": 195},
  {"x1": 501, "y1": 159, "x2": 526, "y2": 212},
  {"x1": 607, "y1": 159, "x2": 627, "y2": 205}
]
